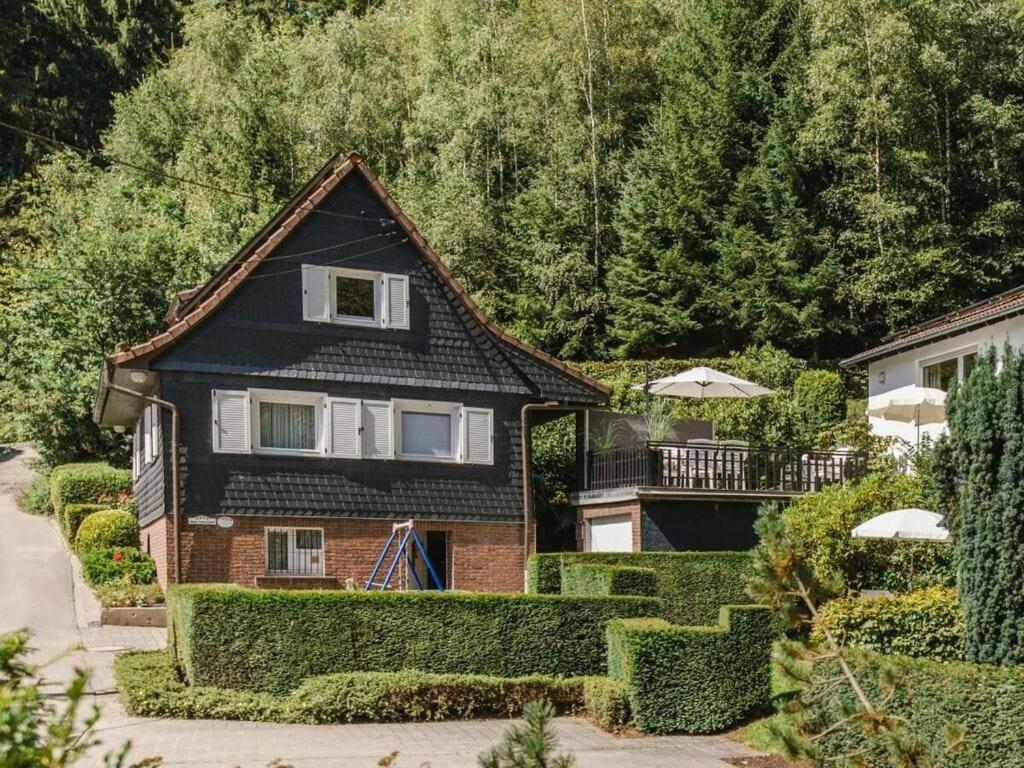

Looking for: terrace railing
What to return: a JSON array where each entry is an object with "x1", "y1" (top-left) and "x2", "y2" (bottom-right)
[{"x1": 585, "y1": 442, "x2": 867, "y2": 495}]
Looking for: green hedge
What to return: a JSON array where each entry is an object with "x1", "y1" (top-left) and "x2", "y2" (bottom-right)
[
  {"x1": 114, "y1": 651, "x2": 604, "y2": 725},
  {"x1": 811, "y1": 652, "x2": 1024, "y2": 767},
  {"x1": 528, "y1": 552, "x2": 754, "y2": 625},
  {"x1": 607, "y1": 605, "x2": 774, "y2": 733},
  {"x1": 62, "y1": 503, "x2": 107, "y2": 541},
  {"x1": 561, "y1": 564, "x2": 657, "y2": 598},
  {"x1": 582, "y1": 676, "x2": 632, "y2": 731},
  {"x1": 168, "y1": 585, "x2": 662, "y2": 694},
  {"x1": 75, "y1": 509, "x2": 138, "y2": 553},
  {"x1": 49, "y1": 462, "x2": 131, "y2": 520},
  {"x1": 814, "y1": 587, "x2": 964, "y2": 662}
]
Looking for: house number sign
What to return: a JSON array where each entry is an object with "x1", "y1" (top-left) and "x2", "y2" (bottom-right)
[
  {"x1": 216, "y1": 516, "x2": 235, "y2": 528},
  {"x1": 188, "y1": 515, "x2": 216, "y2": 526}
]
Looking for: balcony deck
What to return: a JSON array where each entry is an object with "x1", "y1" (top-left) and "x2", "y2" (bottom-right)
[{"x1": 580, "y1": 441, "x2": 866, "y2": 501}]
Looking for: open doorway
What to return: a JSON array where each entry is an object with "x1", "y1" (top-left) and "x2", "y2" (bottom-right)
[{"x1": 408, "y1": 530, "x2": 448, "y2": 589}]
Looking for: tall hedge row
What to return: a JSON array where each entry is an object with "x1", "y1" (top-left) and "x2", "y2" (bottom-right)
[
  {"x1": 527, "y1": 551, "x2": 753, "y2": 625},
  {"x1": 49, "y1": 463, "x2": 132, "y2": 521},
  {"x1": 607, "y1": 605, "x2": 774, "y2": 733},
  {"x1": 168, "y1": 585, "x2": 662, "y2": 694},
  {"x1": 812, "y1": 652, "x2": 1024, "y2": 767},
  {"x1": 561, "y1": 564, "x2": 657, "y2": 598}
]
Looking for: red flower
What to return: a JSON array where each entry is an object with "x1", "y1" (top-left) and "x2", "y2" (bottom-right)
[{"x1": 113, "y1": 551, "x2": 123, "y2": 562}]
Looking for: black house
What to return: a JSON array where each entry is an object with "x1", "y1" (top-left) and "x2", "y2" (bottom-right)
[{"x1": 94, "y1": 153, "x2": 608, "y2": 591}]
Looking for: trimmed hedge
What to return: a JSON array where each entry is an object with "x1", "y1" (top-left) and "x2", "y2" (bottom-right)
[
  {"x1": 62, "y1": 503, "x2": 107, "y2": 541},
  {"x1": 75, "y1": 509, "x2": 138, "y2": 553},
  {"x1": 814, "y1": 587, "x2": 964, "y2": 662},
  {"x1": 582, "y1": 676, "x2": 632, "y2": 731},
  {"x1": 168, "y1": 585, "x2": 662, "y2": 694},
  {"x1": 811, "y1": 651, "x2": 1024, "y2": 767},
  {"x1": 49, "y1": 462, "x2": 131, "y2": 520},
  {"x1": 528, "y1": 551, "x2": 754, "y2": 625},
  {"x1": 607, "y1": 605, "x2": 774, "y2": 733},
  {"x1": 81, "y1": 547, "x2": 157, "y2": 587},
  {"x1": 114, "y1": 651, "x2": 604, "y2": 725},
  {"x1": 561, "y1": 564, "x2": 657, "y2": 598}
]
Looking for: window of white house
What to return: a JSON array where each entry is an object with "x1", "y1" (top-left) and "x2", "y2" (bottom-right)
[
  {"x1": 395, "y1": 400, "x2": 461, "y2": 461},
  {"x1": 921, "y1": 349, "x2": 978, "y2": 392},
  {"x1": 266, "y1": 527, "x2": 324, "y2": 576},
  {"x1": 250, "y1": 391, "x2": 324, "y2": 454}
]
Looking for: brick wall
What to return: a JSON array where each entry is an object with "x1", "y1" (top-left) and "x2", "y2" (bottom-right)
[
  {"x1": 147, "y1": 515, "x2": 525, "y2": 593},
  {"x1": 140, "y1": 515, "x2": 176, "y2": 588},
  {"x1": 576, "y1": 499, "x2": 642, "y2": 552}
]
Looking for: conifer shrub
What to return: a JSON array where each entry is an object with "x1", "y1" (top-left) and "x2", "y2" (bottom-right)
[
  {"x1": 793, "y1": 369, "x2": 846, "y2": 442},
  {"x1": 75, "y1": 509, "x2": 138, "y2": 553}
]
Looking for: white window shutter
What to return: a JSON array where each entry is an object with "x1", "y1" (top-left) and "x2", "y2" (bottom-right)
[
  {"x1": 361, "y1": 400, "x2": 393, "y2": 459},
  {"x1": 463, "y1": 407, "x2": 494, "y2": 465},
  {"x1": 151, "y1": 405, "x2": 161, "y2": 459},
  {"x1": 143, "y1": 406, "x2": 153, "y2": 464},
  {"x1": 382, "y1": 274, "x2": 409, "y2": 330},
  {"x1": 132, "y1": 420, "x2": 141, "y2": 478},
  {"x1": 327, "y1": 398, "x2": 361, "y2": 458},
  {"x1": 302, "y1": 265, "x2": 330, "y2": 322},
  {"x1": 212, "y1": 389, "x2": 251, "y2": 454}
]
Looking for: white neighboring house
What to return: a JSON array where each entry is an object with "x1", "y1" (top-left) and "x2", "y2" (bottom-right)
[{"x1": 842, "y1": 287, "x2": 1024, "y2": 447}]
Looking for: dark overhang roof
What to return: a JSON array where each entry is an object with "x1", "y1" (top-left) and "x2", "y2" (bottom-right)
[{"x1": 841, "y1": 284, "x2": 1024, "y2": 367}]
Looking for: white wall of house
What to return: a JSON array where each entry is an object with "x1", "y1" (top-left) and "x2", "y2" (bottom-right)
[{"x1": 866, "y1": 314, "x2": 1024, "y2": 447}]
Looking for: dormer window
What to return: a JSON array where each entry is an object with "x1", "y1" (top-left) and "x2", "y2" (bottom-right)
[{"x1": 302, "y1": 264, "x2": 409, "y2": 329}]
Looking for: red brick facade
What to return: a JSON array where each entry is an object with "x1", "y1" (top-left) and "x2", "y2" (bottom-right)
[
  {"x1": 576, "y1": 499, "x2": 641, "y2": 552},
  {"x1": 142, "y1": 515, "x2": 526, "y2": 593}
]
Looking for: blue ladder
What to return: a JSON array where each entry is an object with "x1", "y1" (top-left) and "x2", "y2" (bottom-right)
[{"x1": 364, "y1": 520, "x2": 444, "y2": 590}]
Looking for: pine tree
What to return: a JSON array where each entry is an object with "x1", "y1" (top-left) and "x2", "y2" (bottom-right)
[{"x1": 477, "y1": 700, "x2": 574, "y2": 768}]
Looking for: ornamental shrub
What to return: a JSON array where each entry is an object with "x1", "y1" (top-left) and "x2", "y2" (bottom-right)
[
  {"x1": 62, "y1": 503, "x2": 107, "y2": 541},
  {"x1": 561, "y1": 564, "x2": 657, "y2": 597},
  {"x1": 75, "y1": 509, "x2": 138, "y2": 553},
  {"x1": 582, "y1": 676, "x2": 631, "y2": 731},
  {"x1": 606, "y1": 605, "x2": 774, "y2": 733},
  {"x1": 793, "y1": 369, "x2": 845, "y2": 443},
  {"x1": 810, "y1": 651, "x2": 1024, "y2": 767},
  {"x1": 81, "y1": 546, "x2": 157, "y2": 587},
  {"x1": 168, "y1": 585, "x2": 662, "y2": 694},
  {"x1": 49, "y1": 462, "x2": 131, "y2": 521},
  {"x1": 527, "y1": 551, "x2": 753, "y2": 625},
  {"x1": 813, "y1": 587, "x2": 964, "y2": 662}
]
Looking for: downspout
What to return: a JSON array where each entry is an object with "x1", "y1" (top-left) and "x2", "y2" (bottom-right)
[
  {"x1": 107, "y1": 382, "x2": 182, "y2": 585},
  {"x1": 521, "y1": 401, "x2": 562, "y2": 586}
]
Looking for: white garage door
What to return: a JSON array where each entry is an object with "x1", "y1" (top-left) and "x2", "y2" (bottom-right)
[{"x1": 587, "y1": 515, "x2": 633, "y2": 552}]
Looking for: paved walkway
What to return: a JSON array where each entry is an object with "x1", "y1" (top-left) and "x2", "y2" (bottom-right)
[{"x1": 0, "y1": 444, "x2": 763, "y2": 768}]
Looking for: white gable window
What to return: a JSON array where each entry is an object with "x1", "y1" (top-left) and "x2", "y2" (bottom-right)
[
  {"x1": 250, "y1": 390, "x2": 325, "y2": 455},
  {"x1": 302, "y1": 264, "x2": 409, "y2": 330}
]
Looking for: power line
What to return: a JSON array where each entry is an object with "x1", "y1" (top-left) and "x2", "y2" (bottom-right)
[
  {"x1": 0, "y1": 119, "x2": 396, "y2": 226},
  {"x1": 243, "y1": 237, "x2": 411, "y2": 280}
]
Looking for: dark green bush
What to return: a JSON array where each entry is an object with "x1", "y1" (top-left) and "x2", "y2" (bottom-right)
[
  {"x1": 81, "y1": 546, "x2": 157, "y2": 587},
  {"x1": 168, "y1": 585, "x2": 662, "y2": 694},
  {"x1": 811, "y1": 651, "x2": 1024, "y2": 767},
  {"x1": 561, "y1": 564, "x2": 657, "y2": 597},
  {"x1": 794, "y1": 369, "x2": 845, "y2": 443},
  {"x1": 18, "y1": 475, "x2": 53, "y2": 516},
  {"x1": 49, "y1": 462, "x2": 131, "y2": 519},
  {"x1": 814, "y1": 587, "x2": 964, "y2": 662},
  {"x1": 62, "y1": 503, "x2": 107, "y2": 541},
  {"x1": 607, "y1": 605, "x2": 774, "y2": 733},
  {"x1": 75, "y1": 508, "x2": 138, "y2": 553},
  {"x1": 527, "y1": 551, "x2": 753, "y2": 625},
  {"x1": 582, "y1": 676, "x2": 631, "y2": 731}
]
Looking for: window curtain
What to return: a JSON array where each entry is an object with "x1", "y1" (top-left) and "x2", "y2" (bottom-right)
[{"x1": 260, "y1": 402, "x2": 316, "y2": 450}]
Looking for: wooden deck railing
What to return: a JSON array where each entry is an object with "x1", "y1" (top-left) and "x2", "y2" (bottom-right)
[{"x1": 585, "y1": 442, "x2": 867, "y2": 494}]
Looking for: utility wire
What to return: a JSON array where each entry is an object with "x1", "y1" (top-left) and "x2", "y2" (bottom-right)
[{"x1": 0, "y1": 119, "x2": 396, "y2": 226}]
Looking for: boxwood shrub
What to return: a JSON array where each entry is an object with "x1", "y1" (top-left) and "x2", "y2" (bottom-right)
[
  {"x1": 62, "y1": 503, "x2": 107, "y2": 541},
  {"x1": 75, "y1": 509, "x2": 138, "y2": 553},
  {"x1": 168, "y1": 585, "x2": 662, "y2": 694},
  {"x1": 81, "y1": 546, "x2": 157, "y2": 587},
  {"x1": 49, "y1": 462, "x2": 131, "y2": 520},
  {"x1": 607, "y1": 605, "x2": 774, "y2": 733},
  {"x1": 811, "y1": 651, "x2": 1024, "y2": 767},
  {"x1": 561, "y1": 564, "x2": 657, "y2": 598},
  {"x1": 814, "y1": 586, "x2": 964, "y2": 662},
  {"x1": 527, "y1": 551, "x2": 754, "y2": 625},
  {"x1": 582, "y1": 676, "x2": 632, "y2": 731}
]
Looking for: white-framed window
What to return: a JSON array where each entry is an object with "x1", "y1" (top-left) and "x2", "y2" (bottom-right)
[
  {"x1": 133, "y1": 405, "x2": 161, "y2": 476},
  {"x1": 302, "y1": 264, "x2": 409, "y2": 330},
  {"x1": 395, "y1": 399, "x2": 462, "y2": 462},
  {"x1": 250, "y1": 389, "x2": 325, "y2": 455},
  {"x1": 920, "y1": 347, "x2": 978, "y2": 392},
  {"x1": 265, "y1": 527, "x2": 324, "y2": 576}
]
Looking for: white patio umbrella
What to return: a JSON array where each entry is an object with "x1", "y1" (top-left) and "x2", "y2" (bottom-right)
[
  {"x1": 866, "y1": 384, "x2": 947, "y2": 447},
  {"x1": 633, "y1": 366, "x2": 774, "y2": 399},
  {"x1": 852, "y1": 508, "x2": 950, "y2": 542}
]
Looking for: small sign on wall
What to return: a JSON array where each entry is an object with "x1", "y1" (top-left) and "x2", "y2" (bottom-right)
[
  {"x1": 188, "y1": 515, "x2": 216, "y2": 526},
  {"x1": 216, "y1": 516, "x2": 234, "y2": 529}
]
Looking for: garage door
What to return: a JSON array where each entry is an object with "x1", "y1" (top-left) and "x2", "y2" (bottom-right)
[{"x1": 587, "y1": 515, "x2": 633, "y2": 552}]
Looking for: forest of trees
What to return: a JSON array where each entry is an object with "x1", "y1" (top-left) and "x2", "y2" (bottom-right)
[{"x1": 4, "y1": 0, "x2": 1024, "y2": 459}]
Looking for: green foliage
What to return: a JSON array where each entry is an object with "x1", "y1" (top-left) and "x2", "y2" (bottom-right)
[
  {"x1": 48, "y1": 463, "x2": 132, "y2": 520},
  {"x1": 814, "y1": 587, "x2": 964, "y2": 662},
  {"x1": 793, "y1": 369, "x2": 845, "y2": 443},
  {"x1": 527, "y1": 551, "x2": 754, "y2": 625},
  {"x1": 606, "y1": 606, "x2": 775, "y2": 734},
  {"x1": 17, "y1": 475, "x2": 53, "y2": 516},
  {"x1": 780, "y1": 472, "x2": 955, "y2": 593},
  {"x1": 167, "y1": 585, "x2": 661, "y2": 694},
  {"x1": 561, "y1": 564, "x2": 657, "y2": 598},
  {"x1": 75, "y1": 509, "x2": 139, "y2": 554},
  {"x1": 94, "y1": 582, "x2": 164, "y2": 608},
  {"x1": 809, "y1": 651, "x2": 1024, "y2": 768},
  {"x1": 62, "y1": 503, "x2": 108, "y2": 541},
  {"x1": 478, "y1": 699, "x2": 575, "y2": 768},
  {"x1": 938, "y1": 346, "x2": 1024, "y2": 666},
  {"x1": 581, "y1": 677, "x2": 632, "y2": 732},
  {"x1": 81, "y1": 547, "x2": 157, "y2": 587}
]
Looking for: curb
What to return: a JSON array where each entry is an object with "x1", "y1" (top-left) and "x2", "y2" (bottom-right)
[{"x1": 52, "y1": 517, "x2": 102, "y2": 628}]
